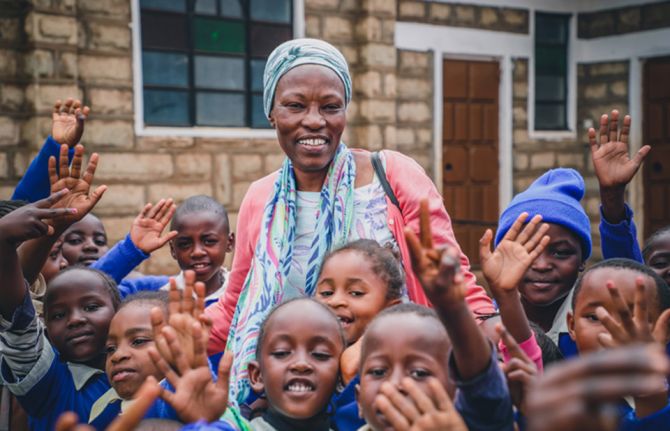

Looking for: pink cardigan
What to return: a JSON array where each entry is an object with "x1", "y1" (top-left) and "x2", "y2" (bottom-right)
[{"x1": 205, "y1": 149, "x2": 496, "y2": 354}]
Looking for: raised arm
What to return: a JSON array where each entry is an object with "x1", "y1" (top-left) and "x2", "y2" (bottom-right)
[
  {"x1": 590, "y1": 110, "x2": 646, "y2": 262},
  {"x1": 17, "y1": 144, "x2": 106, "y2": 284},
  {"x1": 12, "y1": 98, "x2": 89, "y2": 203}
]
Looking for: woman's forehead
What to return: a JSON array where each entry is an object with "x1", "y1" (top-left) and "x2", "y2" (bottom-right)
[{"x1": 275, "y1": 64, "x2": 345, "y2": 95}]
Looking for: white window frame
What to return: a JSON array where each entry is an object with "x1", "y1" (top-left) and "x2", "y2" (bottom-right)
[{"x1": 130, "y1": 0, "x2": 304, "y2": 139}]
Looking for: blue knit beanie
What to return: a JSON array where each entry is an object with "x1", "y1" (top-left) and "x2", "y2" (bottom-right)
[{"x1": 495, "y1": 168, "x2": 592, "y2": 260}]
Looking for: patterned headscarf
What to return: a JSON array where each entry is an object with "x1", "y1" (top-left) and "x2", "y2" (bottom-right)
[
  {"x1": 263, "y1": 38, "x2": 352, "y2": 117},
  {"x1": 226, "y1": 39, "x2": 356, "y2": 408}
]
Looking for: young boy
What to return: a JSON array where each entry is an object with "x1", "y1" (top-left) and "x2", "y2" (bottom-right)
[
  {"x1": 164, "y1": 195, "x2": 234, "y2": 306},
  {"x1": 568, "y1": 258, "x2": 670, "y2": 427}
]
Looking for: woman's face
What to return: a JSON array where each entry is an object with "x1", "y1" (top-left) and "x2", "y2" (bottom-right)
[{"x1": 269, "y1": 64, "x2": 346, "y2": 179}]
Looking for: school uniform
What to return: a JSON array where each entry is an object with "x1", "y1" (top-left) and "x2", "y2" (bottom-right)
[
  {"x1": 619, "y1": 399, "x2": 670, "y2": 431},
  {"x1": 0, "y1": 286, "x2": 120, "y2": 430},
  {"x1": 160, "y1": 268, "x2": 229, "y2": 308}
]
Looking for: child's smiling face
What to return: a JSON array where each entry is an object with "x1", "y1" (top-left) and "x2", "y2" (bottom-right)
[
  {"x1": 169, "y1": 211, "x2": 232, "y2": 295},
  {"x1": 568, "y1": 267, "x2": 659, "y2": 354},
  {"x1": 357, "y1": 313, "x2": 453, "y2": 431},
  {"x1": 316, "y1": 250, "x2": 399, "y2": 345},
  {"x1": 105, "y1": 302, "x2": 163, "y2": 400},
  {"x1": 248, "y1": 300, "x2": 344, "y2": 419},
  {"x1": 61, "y1": 214, "x2": 109, "y2": 267},
  {"x1": 519, "y1": 223, "x2": 583, "y2": 306},
  {"x1": 45, "y1": 269, "x2": 117, "y2": 367}
]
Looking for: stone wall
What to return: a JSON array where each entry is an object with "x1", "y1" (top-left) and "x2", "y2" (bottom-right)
[
  {"x1": 578, "y1": 1, "x2": 670, "y2": 38},
  {"x1": 397, "y1": 0, "x2": 529, "y2": 34}
]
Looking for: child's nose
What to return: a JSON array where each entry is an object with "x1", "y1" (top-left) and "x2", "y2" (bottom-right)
[
  {"x1": 289, "y1": 354, "x2": 313, "y2": 374},
  {"x1": 530, "y1": 252, "x2": 552, "y2": 271},
  {"x1": 111, "y1": 347, "x2": 130, "y2": 363},
  {"x1": 191, "y1": 243, "x2": 206, "y2": 257},
  {"x1": 67, "y1": 311, "x2": 86, "y2": 327},
  {"x1": 82, "y1": 238, "x2": 99, "y2": 252}
]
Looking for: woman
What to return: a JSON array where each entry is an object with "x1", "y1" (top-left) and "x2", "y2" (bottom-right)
[{"x1": 205, "y1": 39, "x2": 495, "y2": 404}]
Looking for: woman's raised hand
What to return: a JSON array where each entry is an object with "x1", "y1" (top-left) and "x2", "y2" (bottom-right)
[
  {"x1": 52, "y1": 98, "x2": 90, "y2": 148},
  {"x1": 480, "y1": 212, "x2": 550, "y2": 297}
]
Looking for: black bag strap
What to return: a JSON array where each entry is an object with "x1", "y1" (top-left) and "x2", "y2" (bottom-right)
[{"x1": 371, "y1": 151, "x2": 400, "y2": 210}]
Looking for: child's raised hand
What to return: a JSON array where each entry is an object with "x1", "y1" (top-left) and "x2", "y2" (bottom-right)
[
  {"x1": 525, "y1": 343, "x2": 670, "y2": 431},
  {"x1": 55, "y1": 379, "x2": 161, "y2": 431},
  {"x1": 52, "y1": 98, "x2": 90, "y2": 148},
  {"x1": 0, "y1": 189, "x2": 76, "y2": 245},
  {"x1": 405, "y1": 200, "x2": 465, "y2": 309},
  {"x1": 150, "y1": 271, "x2": 211, "y2": 368},
  {"x1": 589, "y1": 110, "x2": 649, "y2": 191},
  {"x1": 480, "y1": 212, "x2": 550, "y2": 297},
  {"x1": 48, "y1": 144, "x2": 107, "y2": 227},
  {"x1": 130, "y1": 199, "x2": 178, "y2": 254},
  {"x1": 375, "y1": 377, "x2": 467, "y2": 431},
  {"x1": 496, "y1": 324, "x2": 538, "y2": 414},
  {"x1": 595, "y1": 278, "x2": 670, "y2": 347},
  {"x1": 148, "y1": 321, "x2": 232, "y2": 423}
]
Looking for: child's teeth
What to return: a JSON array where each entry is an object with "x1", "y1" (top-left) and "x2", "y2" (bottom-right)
[{"x1": 289, "y1": 383, "x2": 312, "y2": 392}]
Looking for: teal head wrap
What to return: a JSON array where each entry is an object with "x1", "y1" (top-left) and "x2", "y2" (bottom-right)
[{"x1": 262, "y1": 38, "x2": 352, "y2": 118}]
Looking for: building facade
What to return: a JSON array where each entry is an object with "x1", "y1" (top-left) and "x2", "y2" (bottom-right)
[{"x1": 1, "y1": 0, "x2": 669, "y2": 273}]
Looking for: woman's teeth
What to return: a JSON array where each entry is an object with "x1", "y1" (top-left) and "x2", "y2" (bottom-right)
[{"x1": 298, "y1": 138, "x2": 326, "y2": 146}]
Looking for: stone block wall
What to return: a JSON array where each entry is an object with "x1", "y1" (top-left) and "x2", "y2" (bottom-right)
[
  {"x1": 397, "y1": 0, "x2": 529, "y2": 34},
  {"x1": 578, "y1": 1, "x2": 670, "y2": 38}
]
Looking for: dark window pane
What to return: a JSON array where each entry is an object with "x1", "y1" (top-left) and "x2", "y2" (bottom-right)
[
  {"x1": 141, "y1": 0, "x2": 186, "y2": 12},
  {"x1": 536, "y1": 14, "x2": 568, "y2": 44},
  {"x1": 195, "y1": 55, "x2": 245, "y2": 90},
  {"x1": 195, "y1": 0, "x2": 217, "y2": 15},
  {"x1": 250, "y1": 24, "x2": 292, "y2": 57},
  {"x1": 535, "y1": 103, "x2": 567, "y2": 130},
  {"x1": 250, "y1": 0, "x2": 291, "y2": 23},
  {"x1": 251, "y1": 59, "x2": 265, "y2": 92},
  {"x1": 143, "y1": 51, "x2": 189, "y2": 87},
  {"x1": 142, "y1": 14, "x2": 188, "y2": 50},
  {"x1": 251, "y1": 93, "x2": 270, "y2": 128},
  {"x1": 193, "y1": 18, "x2": 245, "y2": 53},
  {"x1": 535, "y1": 46, "x2": 567, "y2": 74},
  {"x1": 536, "y1": 75, "x2": 565, "y2": 102},
  {"x1": 220, "y1": 0, "x2": 243, "y2": 18},
  {"x1": 196, "y1": 92, "x2": 245, "y2": 126},
  {"x1": 144, "y1": 90, "x2": 190, "y2": 126}
]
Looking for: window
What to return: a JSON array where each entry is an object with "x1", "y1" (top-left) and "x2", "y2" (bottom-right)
[
  {"x1": 534, "y1": 12, "x2": 569, "y2": 131},
  {"x1": 139, "y1": 0, "x2": 293, "y2": 128}
]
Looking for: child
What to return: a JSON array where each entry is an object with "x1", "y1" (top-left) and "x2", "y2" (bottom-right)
[
  {"x1": 495, "y1": 168, "x2": 591, "y2": 357},
  {"x1": 567, "y1": 258, "x2": 670, "y2": 426},
  {"x1": 164, "y1": 195, "x2": 234, "y2": 306},
  {"x1": 87, "y1": 291, "x2": 170, "y2": 424},
  {"x1": 643, "y1": 226, "x2": 670, "y2": 287},
  {"x1": 61, "y1": 213, "x2": 109, "y2": 266}
]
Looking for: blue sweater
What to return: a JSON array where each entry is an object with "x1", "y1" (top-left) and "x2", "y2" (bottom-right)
[
  {"x1": 90, "y1": 234, "x2": 168, "y2": 298},
  {"x1": 0, "y1": 288, "x2": 120, "y2": 430},
  {"x1": 12, "y1": 136, "x2": 74, "y2": 202},
  {"x1": 600, "y1": 204, "x2": 643, "y2": 263}
]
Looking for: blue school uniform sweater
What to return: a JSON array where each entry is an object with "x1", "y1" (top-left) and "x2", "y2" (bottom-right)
[
  {"x1": 600, "y1": 204, "x2": 643, "y2": 263},
  {"x1": 0, "y1": 287, "x2": 120, "y2": 430},
  {"x1": 334, "y1": 346, "x2": 514, "y2": 431},
  {"x1": 12, "y1": 136, "x2": 74, "y2": 203},
  {"x1": 619, "y1": 400, "x2": 670, "y2": 430}
]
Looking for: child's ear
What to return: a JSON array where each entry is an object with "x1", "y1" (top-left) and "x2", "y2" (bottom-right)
[
  {"x1": 567, "y1": 310, "x2": 577, "y2": 341},
  {"x1": 227, "y1": 232, "x2": 235, "y2": 253},
  {"x1": 248, "y1": 360, "x2": 265, "y2": 394}
]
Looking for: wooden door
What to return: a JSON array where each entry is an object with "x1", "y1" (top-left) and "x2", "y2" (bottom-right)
[
  {"x1": 442, "y1": 59, "x2": 499, "y2": 266},
  {"x1": 643, "y1": 57, "x2": 670, "y2": 236}
]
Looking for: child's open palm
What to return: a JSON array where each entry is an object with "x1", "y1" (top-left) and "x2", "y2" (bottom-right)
[
  {"x1": 130, "y1": 199, "x2": 178, "y2": 253},
  {"x1": 149, "y1": 322, "x2": 233, "y2": 423},
  {"x1": 480, "y1": 212, "x2": 550, "y2": 295},
  {"x1": 375, "y1": 378, "x2": 467, "y2": 431},
  {"x1": 48, "y1": 144, "x2": 106, "y2": 227},
  {"x1": 52, "y1": 98, "x2": 90, "y2": 148},
  {"x1": 405, "y1": 200, "x2": 465, "y2": 308}
]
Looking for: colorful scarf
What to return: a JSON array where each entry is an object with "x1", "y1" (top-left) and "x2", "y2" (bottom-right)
[{"x1": 226, "y1": 144, "x2": 355, "y2": 405}]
